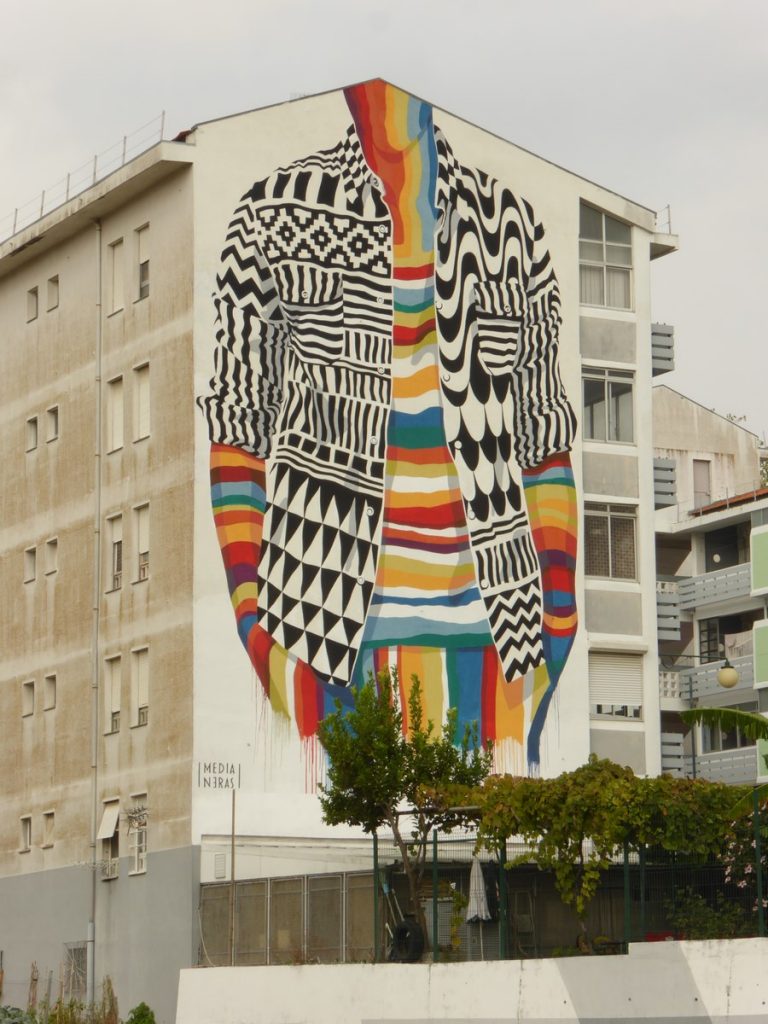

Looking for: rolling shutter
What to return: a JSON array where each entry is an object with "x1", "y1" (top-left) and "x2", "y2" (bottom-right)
[{"x1": 589, "y1": 652, "x2": 643, "y2": 706}]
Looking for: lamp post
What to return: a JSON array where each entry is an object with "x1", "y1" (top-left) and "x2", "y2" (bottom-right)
[{"x1": 660, "y1": 655, "x2": 739, "y2": 778}]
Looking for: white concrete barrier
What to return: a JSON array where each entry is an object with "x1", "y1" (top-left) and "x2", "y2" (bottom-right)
[{"x1": 176, "y1": 939, "x2": 768, "y2": 1023}]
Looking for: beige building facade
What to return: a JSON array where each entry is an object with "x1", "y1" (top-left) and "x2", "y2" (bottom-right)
[{"x1": 0, "y1": 82, "x2": 677, "y2": 1020}]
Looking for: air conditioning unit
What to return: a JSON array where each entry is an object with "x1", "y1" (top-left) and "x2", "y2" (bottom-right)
[{"x1": 138, "y1": 705, "x2": 148, "y2": 726}]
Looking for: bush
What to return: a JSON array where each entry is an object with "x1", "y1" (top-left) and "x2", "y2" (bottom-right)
[{"x1": 126, "y1": 1004, "x2": 156, "y2": 1024}]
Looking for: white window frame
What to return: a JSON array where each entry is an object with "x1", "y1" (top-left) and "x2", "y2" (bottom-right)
[
  {"x1": 98, "y1": 800, "x2": 120, "y2": 878},
  {"x1": 579, "y1": 203, "x2": 633, "y2": 311},
  {"x1": 20, "y1": 815, "x2": 32, "y2": 853},
  {"x1": 42, "y1": 810, "x2": 55, "y2": 848},
  {"x1": 135, "y1": 504, "x2": 149, "y2": 582},
  {"x1": 22, "y1": 679, "x2": 35, "y2": 717},
  {"x1": 27, "y1": 287, "x2": 39, "y2": 323},
  {"x1": 106, "y1": 376, "x2": 124, "y2": 453},
  {"x1": 24, "y1": 546, "x2": 37, "y2": 583},
  {"x1": 107, "y1": 514, "x2": 123, "y2": 592},
  {"x1": 105, "y1": 656, "x2": 121, "y2": 734},
  {"x1": 43, "y1": 673, "x2": 57, "y2": 711},
  {"x1": 46, "y1": 405, "x2": 59, "y2": 443},
  {"x1": 44, "y1": 537, "x2": 58, "y2": 575},
  {"x1": 584, "y1": 502, "x2": 639, "y2": 581},
  {"x1": 26, "y1": 416, "x2": 38, "y2": 452},
  {"x1": 582, "y1": 368, "x2": 635, "y2": 444},
  {"x1": 128, "y1": 796, "x2": 148, "y2": 875},
  {"x1": 136, "y1": 224, "x2": 150, "y2": 301},
  {"x1": 589, "y1": 651, "x2": 644, "y2": 719},
  {"x1": 131, "y1": 646, "x2": 149, "y2": 727},
  {"x1": 47, "y1": 275, "x2": 59, "y2": 312},
  {"x1": 132, "y1": 363, "x2": 150, "y2": 441},
  {"x1": 108, "y1": 239, "x2": 124, "y2": 314}
]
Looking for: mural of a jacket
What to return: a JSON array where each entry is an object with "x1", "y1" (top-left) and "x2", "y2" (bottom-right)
[{"x1": 199, "y1": 81, "x2": 578, "y2": 765}]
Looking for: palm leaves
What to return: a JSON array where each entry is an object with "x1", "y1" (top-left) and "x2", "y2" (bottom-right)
[{"x1": 680, "y1": 707, "x2": 768, "y2": 812}]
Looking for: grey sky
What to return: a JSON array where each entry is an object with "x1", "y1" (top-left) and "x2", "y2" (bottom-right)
[{"x1": 3, "y1": 0, "x2": 766, "y2": 439}]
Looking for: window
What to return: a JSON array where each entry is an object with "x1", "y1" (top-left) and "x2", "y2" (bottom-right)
[
  {"x1": 582, "y1": 368, "x2": 634, "y2": 443},
  {"x1": 44, "y1": 673, "x2": 56, "y2": 710},
  {"x1": 106, "y1": 377, "x2": 124, "y2": 452},
  {"x1": 108, "y1": 239, "x2": 124, "y2": 313},
  {"x1": 579, "y1": 203, "x2": 632, "y2": 309},
  {"x1": 45, "y1": 538, "x2": 58, "y2": 575},
  {"x1": 27, "y1": 287, "x2": 38, "y2": 322},
  {"x1": 136, "y1": 225, "x2": 150, "y2": 300},
  {"x1": 693, "y1": 459, "x2": 712, "y2": 509},
  {"x1": 105, "y1": 656, "x2": 121, "y2": 734},
  {"x1": 132, "y1": 647, "x2": 149, "y2": 726},
  {"x1": 22, "y1": 680, "x2": 35, "y2": 717},
  {"x1": 24, "y1": 546, "x2": 36, "y2": 583},
  {"x1": 135, "y1": 504, "x2": 149, "y2": 581},
  {"x1": 26, "y1": 416, "x2": 38, "y2": 452},
  {"x1": 107, "y1": 515, "x2": 123, "y2": 591},
  {"x1": 589, "y1": 651, "x2": 643, "y2": 718},
  {"x1": 584, "y1": 502, "x2": 637, "y2": 580},
  {"x1": 47, "y1": 275, "x2": 59, "y2": 311},
  {"x1": 20, "y1": 816, "x2": 32, "y2": 852},
  {"x1": 42, "y1": 811, "x2": 55, "y2": 848},
  {"x1": 128, "y1": 796, "x2": 148, "y2": 874},
  {"x1": 701, "y1": 702, "x2": 757, "y2": 752},
  {"x1": 98, "y1": 801, "x2": 120, "y2": 878},
  {"x1": 46, "y1": 405, "x2": 59, "y2": 442},
  {"x1": 133, "y1": 363, "x2": 150, "y2": 440}
]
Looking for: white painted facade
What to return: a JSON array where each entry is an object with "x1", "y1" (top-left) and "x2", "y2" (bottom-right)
[{"x1": 0, "y1": 83, "x2": 677, "y2": 1020}]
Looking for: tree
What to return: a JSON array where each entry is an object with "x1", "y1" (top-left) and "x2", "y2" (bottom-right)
[{"x1": 318, "y1": 669, "x2": 493, "y2": 950}]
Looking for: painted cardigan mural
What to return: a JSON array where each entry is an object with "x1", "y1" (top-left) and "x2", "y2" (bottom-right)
[{"x1": 198, "y1": 81, "x2": 578, "y2": 765}]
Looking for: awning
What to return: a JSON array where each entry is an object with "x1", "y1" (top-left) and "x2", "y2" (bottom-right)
[{"x1": 97, "y1": 802, "x2": 120, "y2": 840}]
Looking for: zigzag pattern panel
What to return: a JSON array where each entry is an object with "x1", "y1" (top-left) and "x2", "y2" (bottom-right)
[{"x1": 486, "y1": 585, "x2": 544, "y2": 682}]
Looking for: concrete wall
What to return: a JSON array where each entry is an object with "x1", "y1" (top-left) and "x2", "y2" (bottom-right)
[
  {"x1": 176, "y1": 938, "x2": 768, "y2": 1023},
  {"x1": 0, "y1": 846, "x2": 199, "y2": 1024}
]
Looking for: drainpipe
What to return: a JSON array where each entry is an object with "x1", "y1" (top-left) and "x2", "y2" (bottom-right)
[{"x1": 87, "y1": 219, "x2": 104, "y2": 1007}]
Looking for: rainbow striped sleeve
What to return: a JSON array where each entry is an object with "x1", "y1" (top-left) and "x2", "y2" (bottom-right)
[{"x1": 522, "y1": 451, "x2": 578, "y2": 686}]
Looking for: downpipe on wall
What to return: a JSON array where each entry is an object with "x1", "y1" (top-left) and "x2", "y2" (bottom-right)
[{"x1": 87, "y1": 218, "x2": 104, "y2": 1008}]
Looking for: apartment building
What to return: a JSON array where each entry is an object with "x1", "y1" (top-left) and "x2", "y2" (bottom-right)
[
  {"x1": 0, "y1": 81, "x2": 677, "y2": 1019},
  {"x1": 654, "y1": 385, "x2": 768, "y2": 783}
]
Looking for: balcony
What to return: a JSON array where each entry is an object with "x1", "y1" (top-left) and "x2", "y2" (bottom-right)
[
  {"x1": 677, "y1": 562, "x2": 751, "y2": 611},
  {"x1": 656, "y1": 580, "x2": 680, "y2": 642},
  {"x1": 679, "y1": 654, "x2": 755, "y2": 704},
  {"x1": 651, "y1": 323, "x2": 675, "y2": 376},
  {"x1": 684, "y1": 747, "x2": 757, "y2": 785},
  {"x1": 653, "y1": 457, "x2": 676, "y2": 509}
]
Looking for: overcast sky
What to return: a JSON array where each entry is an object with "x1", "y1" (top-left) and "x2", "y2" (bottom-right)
[{"x1": 3, "y1": 0, "x2": 765, "y2": 440}]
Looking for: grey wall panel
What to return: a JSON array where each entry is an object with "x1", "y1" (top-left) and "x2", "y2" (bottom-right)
[
  {"x1": 582, "y1": 452, "x2": 639, "y2": 498},
  {"x1": 585, "y1": 590, "x2": 643, "y2": 635},
  {"x1": 580, "y1": 317, "x2": 636, "y2": 363},
  {"x1": 0, "y1": 846, "x2": 200, "y2": 1024}
]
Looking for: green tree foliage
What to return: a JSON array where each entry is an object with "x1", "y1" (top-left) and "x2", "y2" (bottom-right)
[
  {"x1": 463, "y1": 755, "x2": 749, "y2": 934},
  {"x1": 125, "y1": 1005, "x2": 156, "y2": 1024},
  {"x1": 318, "y1": 669, "x2": 493, "y2": 946},
  {"x1": 681, "y1": 706, "x2": 768, "y2": 811}
]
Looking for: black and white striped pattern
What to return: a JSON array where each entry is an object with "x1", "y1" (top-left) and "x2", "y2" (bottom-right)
[{"x1": 198, "y1": 118, "x2": 576, "y2": 687}]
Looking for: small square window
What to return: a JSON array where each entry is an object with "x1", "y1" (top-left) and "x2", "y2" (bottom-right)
[
  {"x1": 584, "y1": 502, "x2": 638, "y2": 580},
  {"x1": 20, "y1": 816, "x2": 32, "y2": 852},
  {"x1": 26, "y1": 417, "x2": 38, "y2": 452},
  {"x1": 45, "y1": 538, "x2": 58, "y2": 575},
  {"x1": 42, "y1": 811, "x2": 55, "y2": 848},
  {"x1": 46, "y1": 406, "x2": 59, "y2": 442},
  {"x1": 27, "y1": 288, "x2": 39, "y2": 322},
  {"x1": 24, "y1": 547, "x2": 37, "y2": 583},
  {"x1": 583, "y1": 369, "x2": 635, "y2": 444},
  {"x1": 47, "y1": 276, "x2": 59, "y2": 311},
  {"x1": 22, "y1": 680, "x2": 35, "y2": 717},
  {"x1": 44, "y1": 674, "x2": 57, "y2": 710}
]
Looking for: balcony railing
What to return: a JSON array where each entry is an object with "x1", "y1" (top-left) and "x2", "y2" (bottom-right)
[
  {"x1": 651, "y1": 323, "x2": 675, "y2": 376},
  {"x1": 656, "y1": 580, "x2": 681, "y2": 642},
  {"x1": 679, "y1": 654, "x2": 755, "y2": 703},
  {"x1": 684, "y1": 747, "x2": 757, "y2": 785},
  {"x1": 677, "y1": 562, "x2": 751, "y2": 610}
]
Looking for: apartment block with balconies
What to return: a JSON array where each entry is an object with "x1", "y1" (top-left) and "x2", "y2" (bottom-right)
[{"x1": 653, "y1": 385, "x2": 768, "y2": 784}]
